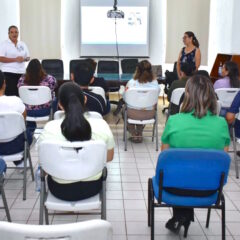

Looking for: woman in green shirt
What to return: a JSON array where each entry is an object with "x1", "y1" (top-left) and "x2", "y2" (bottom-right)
[{"x1": 161, "y1": 75, "x2": 230, "y2": 235}]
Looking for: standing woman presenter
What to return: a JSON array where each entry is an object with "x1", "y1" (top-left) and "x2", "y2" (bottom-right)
[
  {"x1": 0, "y1": 26, "x2": 30, "y2": 96},
  {"x1": 177, "y1": 31, "x2": 201, "y2": 79}
]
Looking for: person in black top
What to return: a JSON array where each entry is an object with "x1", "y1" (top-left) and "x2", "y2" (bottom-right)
[
  {"x1": 71, "y1": 63, "x2": 107, "y2": 116},
  {"x1": 85, "y1": 58, "x2": 109, "y2": 93}
]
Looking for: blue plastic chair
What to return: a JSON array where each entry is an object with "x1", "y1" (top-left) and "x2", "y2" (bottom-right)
[
  {"x1": 148, "y1": 149, "x2": 231, "y2": 240},
  {"x1": 0, "y1": 159, "x2": 11, "y2": 222}
]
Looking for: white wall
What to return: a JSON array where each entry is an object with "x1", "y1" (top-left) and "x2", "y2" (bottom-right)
[
  {"x1": 20, "y1": 0, "x2": 61, "y2": 59},
  {"x1": 0, "y1": 0, "x2": 19, "y2": 43},
  {"x1": 166, "y1": 0, "x2": 210, "y2": 65},
  {"x1": 61, "y1": 0, "x2": 81, "y2": 72},
  {"x1": 60, "y1": 0, "x2": 166, "y2": 71},
  {"x1": 231, "y1": 0, "x2": 240, "y2": 54}
]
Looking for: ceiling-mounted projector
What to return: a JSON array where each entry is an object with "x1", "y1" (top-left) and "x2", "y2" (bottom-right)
[{"x1": 107, "y1": 0, "x2": 124, "y2": 19}]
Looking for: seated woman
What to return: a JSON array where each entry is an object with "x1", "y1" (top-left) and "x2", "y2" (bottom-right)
[
  {"x1": 161, "y1": 75, "x2": 230, "y2": 236},
  {"x1": 38, "y1": 82, "x2": 115, "y2": 201},
  {"x1": 0, "y1": 70, "x2": 32, "y2": 167},
  {"x1": 123, "y1": 60, "x2": 159, "y2": 143},
  {"x1": 18, "y1": 58, "x2": 57, "y2": 116},
  {"x1": 214, "y1": 61, "x2": 240, "y2": 90}
]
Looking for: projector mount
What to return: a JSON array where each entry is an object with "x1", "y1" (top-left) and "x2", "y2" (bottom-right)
[{"x1": 107, "y1": 0, "x2": 124, "y2": 19}]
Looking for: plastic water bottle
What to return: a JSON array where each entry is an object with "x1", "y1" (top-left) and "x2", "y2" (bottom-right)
[
  {"x1": 218, "y1": 62, "x2": 223, "y2": 77},
  {"x1": 35, "y1": 166, "x2": 41, "y2": 192}
]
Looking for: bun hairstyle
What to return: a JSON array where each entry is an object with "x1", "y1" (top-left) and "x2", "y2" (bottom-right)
[
  {"x1": 133, "y1": 60, "x2": 154, "y2": 83},
  {"x1": 185, "y1": 31, "x2": 200, "y2": 48},
  {"x1": 58, "y1": 82, "x2": 92, "y2": 142}
]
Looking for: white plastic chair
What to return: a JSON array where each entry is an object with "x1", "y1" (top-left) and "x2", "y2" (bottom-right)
[
  {"x1": 88, "y1": 86, "x2": 107, "y2": 104},
  {"x1": 38, "y1": 140, "x2": 107, "y2": 224},
  {"x1": 170, "y1": 88, "x2": 185, "y2": 106},
  {"x1": 123, "y1": 87, "x2": 160, "y2": 151},
  {"x1": 19, "y1": 86, "x2": 53, "y2": 122},
  {"x1": 0, "y1": 220, "x2": 113, "y2": 240},
  {"x1": 215, "y1": 88, "x2": 240, "y2": 179},
  {"x1": 215, "y1": 88, "x2": 240, "y2": 108},
  {"x1": 54, "y1": 110, "x2": 103, "y2": 120},
  {"x1": 0, "y1": 112, "x2": 34, "y2": 200}
]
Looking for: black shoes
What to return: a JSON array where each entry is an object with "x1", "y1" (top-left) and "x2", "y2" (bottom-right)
[{"x1": 165, "y1": 217, "x2": 191, "y2": 238}]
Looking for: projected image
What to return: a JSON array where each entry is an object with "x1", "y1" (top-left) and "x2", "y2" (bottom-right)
[{"x1": 81, "y1": 6, "x2": 148, "y2": 45}]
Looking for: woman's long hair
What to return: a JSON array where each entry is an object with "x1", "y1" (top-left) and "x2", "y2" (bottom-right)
[
  {"x1": 185, "y1": 31, "x2": 200, "y2": 48},
  {"x1": 58, "y1": 82, "x2": 92, "y2": 141},
  {"x1": 25, "y1": 59, "x2": 46, "y2": 86},
  {"x1": 181, "y1": 75, "x2": 217, "y2": 118},
  {"x1": 133, "y1": 60, "x2": 154, "y2": 83},
  {"x1": 224, "y1": 61, "x2": 240, "y2": 88}
]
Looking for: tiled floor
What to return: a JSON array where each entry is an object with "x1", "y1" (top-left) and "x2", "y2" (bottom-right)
[{"x1": 1, "y1": 100, "x2": 240, "y2": 240}]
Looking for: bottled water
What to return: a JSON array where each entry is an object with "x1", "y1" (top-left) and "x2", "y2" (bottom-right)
[{"x1": 35, "y1": 166, "x2": 41, "y2": 192}]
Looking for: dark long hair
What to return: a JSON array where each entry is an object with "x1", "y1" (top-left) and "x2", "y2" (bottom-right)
[
  {"x1": 58, "y1": 82, "x2": 92, "y2": 141},
  {"x1": 25, "y1": 59, "x2": 46, "y2": 86},
  {"x1": 181, "y1": 75, "x2": 217, "y2": 118},
  {"x1": 224, "y1": 61, "x2": 240, "y2": 88},
  {"x1": 133, "y1": 60, "x2": 154, "y2": 83},
  {"x1": 185, "y1": 31, "x2": 200, "y2": 48}
]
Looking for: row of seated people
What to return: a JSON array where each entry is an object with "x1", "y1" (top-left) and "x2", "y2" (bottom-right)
[
  {"x1": 0, "y1": 62, "x2": 234, "y2": 238},
  {"x1": 17, "y1": 58, "x2": 109, "y2": 117}
]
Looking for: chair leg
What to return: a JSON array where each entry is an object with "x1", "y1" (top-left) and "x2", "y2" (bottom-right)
[
  {"x1": 155, "y1": 113, "x2": 159, "y2": 151},
  {"x1": 101, "y1": 180, "x2": 107, "y2": 220},
  {"x1": 0, "y1": 181, "x2": 11, "y2": 222},
  {"x1": 45, "y1": 207, "x2": 49, "y2": 225},
  {"x1": 222, "y1": 195, "x2": 226, "y2": 240},
  {"x1": 152, "y1": 123, "x2": 155, "y2": 142},
  {"x1": 23, "y1": 141, "x2": 27, "y2": 200},
  {"x1": 206, "y1": 208, "x2": 211, "y2": 228},
  {"x1": 151, "y1": 197, "x2": 155, "y2": 240},
  {"x1": 124, "y1": 109, "x2": 127, "y2": 151},
  {"x1": 39, "y1": 171, "x2": 45, "y2": 225},
  {"x1": 28, "y1": 148, "x2": 34, "y2": 181},
  {"x1": 148, "y1": 178, "x2": 152, "y2": 227},
  {"x1": 232, "y1": 128, "x2": 239, "y2": 179}
]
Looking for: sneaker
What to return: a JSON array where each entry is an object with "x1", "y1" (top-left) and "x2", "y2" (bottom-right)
[{"x1": 16, "y1": 159, "x2": 30, "y2": 168}]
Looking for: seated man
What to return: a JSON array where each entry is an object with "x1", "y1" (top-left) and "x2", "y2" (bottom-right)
[
  {"x1": 0, "y1": 70, "x2": 32, "y2": 166},
  {"x1": 71, "y1": 63, "x2": 107, "y2": 116},
  {"x1": 226, "y1": 91, "x2": 240, "y2": 142},
  {"x1": 85, "y1": 58, "x2": 109, "y2": 93},
  {"x1": 167, "y1": 62, "x2": 194, "y2": 115}
]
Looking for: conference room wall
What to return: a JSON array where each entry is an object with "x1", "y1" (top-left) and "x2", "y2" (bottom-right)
[
  {"x1": 20, "y1": 0, "x2": 61, "y2": 59},
  {"x1": 165, "y1": 0, "x2": 210, "y2": 66},
  {"x1": 0, "y1": 0, "x2": 19, "y2": 43},
  {"x1": 61, "y1": 0, "x2": 165, "y2": 70}
]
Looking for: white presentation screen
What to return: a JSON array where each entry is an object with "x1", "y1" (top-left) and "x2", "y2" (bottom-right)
[{"x1": 80, "y1": 0, "x2": 150, "y2": 57}]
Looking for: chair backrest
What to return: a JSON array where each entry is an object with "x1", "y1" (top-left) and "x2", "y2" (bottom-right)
[
  {"x1": 97, "y1": 61, "x2": 119, "y2": 74},
  {"x1": 88, "y1": 86, "x2": 106, "y2": 103},
  {"x1": 69, "y1": 59, "x2": 88, "y2": 75},
  {"x1": 124, "y1": 87, "x2": 160, "y2": 109},
  {"x1": 54, "y1": 111, "x2": 103, "y2": 120},
  {"x1": 39, "y1": 140, "x2": 107, "y2": 181},
  {"x1": 215, "y1": 88, "x2": 240, "y2": 108},
  {"x1": 0, "y1": 112, "x2": 26, "y2": 142},
  {"x1": 0, "y1": 220, "x2": 113, "y2": 240},
  {"x1": 121, "y1": 59, "x2": 138, "y2": 74},
  {"x1": 42, "y1": 59, "x2": 64, "y2": 77},
  {"x1": 217, "y1": 100, "x2": 222, "y2": 116},
  {"x1": 155, "y1": 149, "x2": 230, "y2": 192},
  {"x1": 19, "y1": 86, "x2": 52, "y2": 106},
  {"x1": 170, "y1": 88, "x2": 185, "y2": 105},
  {"x1": 152, "y1": 65, "x2": 163, "y2": 77}
]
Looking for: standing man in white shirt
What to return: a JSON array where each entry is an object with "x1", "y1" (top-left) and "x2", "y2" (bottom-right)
[{"x1": 0, "y1": 25, "x2": 30, "y2": 96}]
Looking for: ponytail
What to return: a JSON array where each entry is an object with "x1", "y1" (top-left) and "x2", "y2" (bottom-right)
[
  {"x1": 185, "y1": 31, "x2": 200, "y2": 48},
  {"x1": 59, "y1": 82, "x2": 92, "y2": 142}
]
